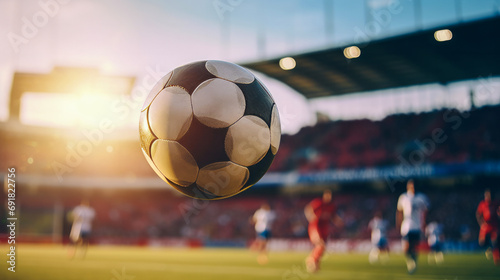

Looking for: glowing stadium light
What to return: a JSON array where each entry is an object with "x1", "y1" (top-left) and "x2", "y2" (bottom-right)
[
  {"x1": 434, "y1": 29, "x2": 453, "y2": 42},
  {"x1": 343, "y1": 46, "x2": 361, "y2": 59},
  {"x1": 20, "y1": 92, "x2": 120, "y2": 128},
  {"x1": 106, "y1": 145, "x2": 114, "y2": 153},
  {"x1": 100, "y1": 61, "x2": 115, "y2": 73},
  {"x1": 279, "y1": 57, "x2": 296, "y2": 70}
]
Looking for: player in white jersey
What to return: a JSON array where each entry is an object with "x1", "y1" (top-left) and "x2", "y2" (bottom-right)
[
  {"x1": 396, "y1": 180, "x2": 429, "y2": 274},
  {"x1": 69, "y1": 199, "x2": 96, "y2": 259},
  {"x1": 368, "y1": 211, "x2": 389, "y2": 264},
  {"x1": 251, "y1": 203, "x2": 276, "y2": 264},
  {"x1": 425, "y1": 221, "x2": 444, "y2": 264}
]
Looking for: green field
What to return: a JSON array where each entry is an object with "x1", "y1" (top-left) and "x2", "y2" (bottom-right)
[{"x1": 1, "y1": 245, "x2": 498, "y2": 280}]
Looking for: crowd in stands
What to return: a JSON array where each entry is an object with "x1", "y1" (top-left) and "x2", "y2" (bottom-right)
[
  {"x1": 1, "y1": 105, "x2": 500, "y2": 179},
  {"x1": 271, "y1": 105, "x2": 500, "y2": 172}
]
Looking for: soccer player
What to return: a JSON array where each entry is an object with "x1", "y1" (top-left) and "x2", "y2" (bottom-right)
[
  {"x1": 368, "y1": 211, "x2": 389, "y2": 264},
  {"x1": 304, "y1": 190, "x2": 343, "y2": 273},
  {"x1": 396, "y1": 179, "x2": 429, "y2": 274},
  {"x1": 68, "y1": 199, "x2": 96, "y2": 259},
  {"x1": 425, "y1": 221, "x2": 444, "y2": 264},
  {"x1": 476, "y1": 189, "x2": 499, "y2": 265},
  {"x1": 251, "y1": 202, "x2": 276, "y2": 264}
]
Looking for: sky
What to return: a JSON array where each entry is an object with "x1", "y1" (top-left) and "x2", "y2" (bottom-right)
[{"x1": 1, "y1": 0, "x2": 499, "y2": 134}]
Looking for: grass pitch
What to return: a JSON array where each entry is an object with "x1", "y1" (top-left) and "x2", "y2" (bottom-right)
[{"x1": 1, "y1": 244, "x2": 498, "y2": 280}]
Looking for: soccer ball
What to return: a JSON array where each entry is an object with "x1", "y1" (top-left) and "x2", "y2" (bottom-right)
[{"x1": 139, "y1": 60, "x2": 281, "y2": 200}]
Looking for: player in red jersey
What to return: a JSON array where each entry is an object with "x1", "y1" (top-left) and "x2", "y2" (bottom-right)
[
  {"x1": 476, "y1": 189, "x2": 500, "y2": 265},
  {"x1": 304, "y1": 190, "x2": 343, "y2": 273}
]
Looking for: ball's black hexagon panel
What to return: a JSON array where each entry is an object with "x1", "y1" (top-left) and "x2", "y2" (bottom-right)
[
  {"x1": 244, "y1": 147, "x2": 275, "y2": 188},
  {"x1": 166, "y1": 61, "x2": 217, "y2": 94},
  {"x1": 166, "y1": 179, "x2": 220, "y2": 200},
  {"x1": 178, "y1": 117, "x2": 230, "y2": 169},
  {"x1": 237, "y1": 79, "x2": 275, "y2": 126}
]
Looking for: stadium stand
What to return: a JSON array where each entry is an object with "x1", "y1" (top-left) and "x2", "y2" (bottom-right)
[
  {"x1": 2, "y1": 104, "x2": 499, "y2": 249},
  {"x1": 2, "y1": 104, "x2": 499, "y2": 179},
  {"x1": 270, "y1": 105, "x2": 500, "y2": 172}
]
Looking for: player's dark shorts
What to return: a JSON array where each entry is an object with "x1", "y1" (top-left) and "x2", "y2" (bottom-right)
[
  {"x1": 403, "y1": 230, "x2": 421, "y2": 245},
  {"x1": 80, "y1": 231, "x2": 91, "y2": 239},
  {"x1": 429, "y1": 242, "x2": 442, "y2": 252},
  {"x1": 375, "y1": 237, "x2": 388, "y2": 249},
  {"x1": 257, "y1": 230, "x2": 271, "y2": 240}
]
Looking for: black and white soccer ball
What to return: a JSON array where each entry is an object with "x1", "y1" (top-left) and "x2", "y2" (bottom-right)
[{"x1": 139, "y1": 60, "x2": 281, "y2": 200}]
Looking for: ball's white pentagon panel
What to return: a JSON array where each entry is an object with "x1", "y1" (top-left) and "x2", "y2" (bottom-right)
[
  {"x1": 141, "y1": 147, "x2": 168, "y2": 182},
  {"x1": 151, "y1": 139, "x2": 198, "y2": 187},
  {"x1": 141, "y1": 71, "x2": 173, "y2": 111},
  {"x1": 225, "y1": 115, "x2": 271, "y2": 166},
  {"x1": 192, "y1": 78, "x2": 245, "y2": 128},
  {"x1": 205, "y1": 60, "x2": 254, "y2": 84},
  {"x1": 139, "y1": 108, "x2": 157, "y2": 157},
  {"x1": 196, "y1": 161, "x2": 249, "y2": 197},
  {"x1": 270, "y1": 105, "x2": 281, "y2": 155},
  {"x1": 148, "y1": 86, "x2": 193, "y2": 140}
]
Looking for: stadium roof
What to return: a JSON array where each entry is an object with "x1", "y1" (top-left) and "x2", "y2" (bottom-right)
[{"x1": 243, "y1": 16, "x2": 500, "y2": 99}]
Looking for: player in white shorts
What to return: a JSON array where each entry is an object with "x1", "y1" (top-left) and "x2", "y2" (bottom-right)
[
  {"x1": 396, "y1": 180, "x2": 429, "y2": 274},
  {"x1": 368, "y1": 211, "x2": 389, "y2": 264},
  {"x1": 251, "y1": 203, "x2": 276, "y2": 264},
  {"x1": 69, "y1": 199, "x2": 96, "y2": 259},
  {"x1": 425, "y1": 221, "x2": 444, "y2": 264}
]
